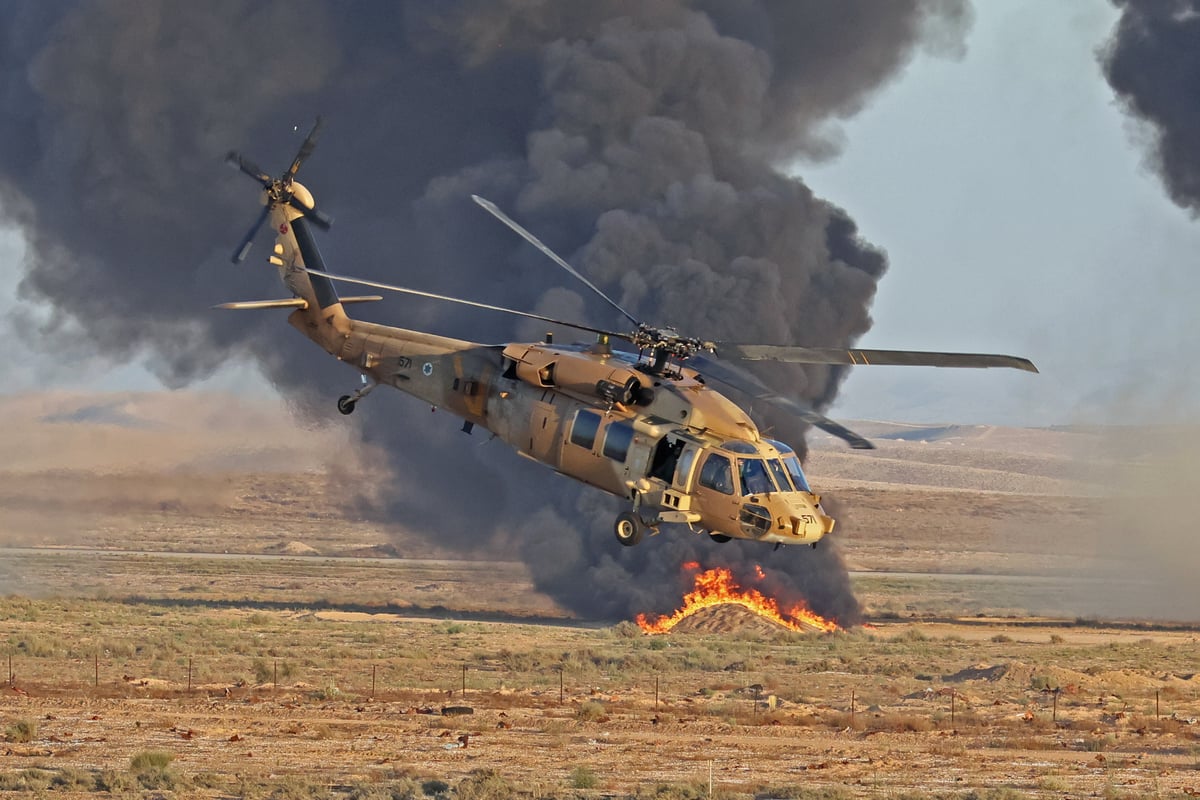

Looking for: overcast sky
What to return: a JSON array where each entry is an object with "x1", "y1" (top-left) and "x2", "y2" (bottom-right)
[{"x1": 2, "y1": 1, "x2": 1197, "y2": 428}]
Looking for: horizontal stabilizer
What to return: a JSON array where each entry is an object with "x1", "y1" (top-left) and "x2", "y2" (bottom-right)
[
  {"x1": 214, "y1": 298, "x2": 308, "y2": 310},
  {"x1": 214, "y1": 296, "x2": 379, "y2": 311}
]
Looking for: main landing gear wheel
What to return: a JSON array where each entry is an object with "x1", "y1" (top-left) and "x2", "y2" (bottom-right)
[
  {"x1": 709, "y1": 533, "x2": 732, "y2": 543},
  {"x1": 614, "y1": 512, "x2": 645, "y2": 547},
  {"x1": 337, "y1": 395, "x2": 357, "y2": 415}
]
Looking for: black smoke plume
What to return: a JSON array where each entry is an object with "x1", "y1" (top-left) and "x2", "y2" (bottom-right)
[
  {"x1": 0, "y1": 2, "x2": 969, "y2": 626},
  {"x1": 1102, "y1": 0, "x2": 1200, "y2": 212}
]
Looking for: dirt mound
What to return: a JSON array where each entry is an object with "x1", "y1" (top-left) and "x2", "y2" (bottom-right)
[{"x1": 667, "y1": 603, "x2": 802, "y2": 635}]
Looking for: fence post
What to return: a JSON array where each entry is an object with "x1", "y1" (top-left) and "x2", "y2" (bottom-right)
[
  {"x1": 94, "y1": 652, "x2": 98, "y2": 688},
  {"x1": 655, "y1": 675, "x2": 659, "y2": 711},
  {"x1": 559, "y1": 666, "x2": 564, "y2": 706},
  {"x1": 187, "y1": 657, "x2": 192, "y2": 694},
  {"x1": 372, "y1": 664, "x2": 377, "y2": 699}
]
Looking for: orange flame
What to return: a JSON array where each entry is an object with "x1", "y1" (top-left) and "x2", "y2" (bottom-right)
[{"x1": 636, "y1": 565, "x2": 841, "y2": 634}]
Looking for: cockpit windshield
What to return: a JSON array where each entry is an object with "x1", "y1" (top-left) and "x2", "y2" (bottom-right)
[
  {"x1": 783, "y1": 455, "x2": 811, "y2": 492},
  {"x1": 764, "y1": 439, "x2": 813, "y2": 493},
  {"x1": 739, "y1": 458, "x2": 776, "y2": 495}
]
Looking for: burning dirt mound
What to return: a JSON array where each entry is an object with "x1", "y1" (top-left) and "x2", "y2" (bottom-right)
[
  {"x1": 667, "y1": 603, "x2": 824, "y2": 636},
  {"x1": 636, "y1": 564, "x2": 841, "y2": 635}
]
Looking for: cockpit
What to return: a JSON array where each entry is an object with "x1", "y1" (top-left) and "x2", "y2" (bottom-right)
[{"x1": 694, "y1": 439, "x2": 812, "y2": 497}]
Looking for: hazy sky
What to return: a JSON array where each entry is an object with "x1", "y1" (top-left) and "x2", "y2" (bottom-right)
[{"x1": 3, "y1": 1, "x2": 1197, "y2": 428}]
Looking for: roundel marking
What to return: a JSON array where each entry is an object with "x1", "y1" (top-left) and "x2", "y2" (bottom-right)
[
  {"x1": 279, "y1": 223, "x2": 289, "y2": 234},
  {"x1": 422, "y1": 362, "x2": 434, "y2": 377}
]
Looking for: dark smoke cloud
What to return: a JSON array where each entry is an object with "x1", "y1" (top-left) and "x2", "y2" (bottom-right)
[
  {"x1": 0, "y1": 1, "x2": 968, "y2": 625},
  {"x1": 1102, "y1": 0, "x2": 1200, "y2": 212}
]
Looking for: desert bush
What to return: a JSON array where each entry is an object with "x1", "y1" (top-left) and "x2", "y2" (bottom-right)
[
  {"x1": 95, "y1": 769, "x2": 133, "y2": 793},
  {"x1": 455, "y1": 769, "x2": 516, "y2": 800},
  {"x1": 632, "y1": 782, "x2": 710, "y2": 800},
  {"x1": 49, "y1": 766, "x2": 94, "y2": 790},
  {"x1": 130, "y1": 750, "x2": 181, "y2": 790},
  {"x1": 570, "y1": 764, "x2": 598, "y2": 789},
  {"x1": 1083, "y1": 734, "x2": 1115, "y2": 752},
  {"x1": 4, "y1": 718, "x2": 36, "y2": 743},
  {"x1": 873, "y1": 713, "x2": 934, "y2": 733},
  {"x1": 422, "y1": 778, "x2": 451, "y2": 797},
  {"x1": 1049, "y1": 633, "x2": 1066, "y2": 644},
  {"x1": 754, "y1": 787, "x2": 855, "y2": 800},
  {"x1": 577, "y1": 700, "x2": 607, "y2": 721},
  {"x1": 991, "y1": 634, "x2": 1014, "y2": 643}
]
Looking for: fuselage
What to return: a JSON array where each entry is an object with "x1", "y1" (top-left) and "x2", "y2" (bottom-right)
[{"x1": 266, "y1": 185, "x2": 833, "y2": 546}]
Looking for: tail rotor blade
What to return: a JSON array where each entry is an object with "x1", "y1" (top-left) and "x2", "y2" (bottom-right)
[
  {"x1": 226, "y1": 151, "x2": 272, "y2": 187},
  {"x1": 232, "y1": 204, "x2": 271, "y2": 263},
  {"x1": 286, "y1": 116, "x2": 324, "y2": 180}
]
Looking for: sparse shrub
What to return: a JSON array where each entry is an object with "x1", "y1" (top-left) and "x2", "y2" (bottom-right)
[
  {"x1": 1049, "y1": 634, "x2": 1066, "y2": 644},
  {"x1": 1030, "y1": 675, "x2": 1056, "y2": 691},
  {"x1": 570, "y1": 764, "x2": 598, "y2": 789},
  {"x1": 1084, "y1": 734, "x2": 1116, "y2": 752},
  {"x1": 991, "y1": 634, "x2": 1014, "y2": 643},
  {"x1": 444, "y1": 623, "x2": 465, "y2": 635},
  {"x1": 4, "y1": 718, "x2": 36, "y2": 743},
  {"x1": 95, "y1": 769, "x2": 133, "y2": 793},
  {"x1": 632, "y1": 782, "x2": 709, "y2": 800},
  {"x1": 422, "y1": 778, "x2": 450, "y2": 797},
  {"x1": 455, "y1": 769, "x2": 515, "y2": 800},
  {"x1": 577, "y1": 700, "x2": 607, "y2": 721},
  {"x1": 754, "y1": 787, "x2": 855, "y2": 800},
  {"x1": 129, "y1": 749, "x2": 173, "y2": 772},
  {"x1": 875, "y1": 713, "x2": 934, "y2": 733},
  {"x1": 49, "y1": 767, "x2": 94, "y2": 790}
]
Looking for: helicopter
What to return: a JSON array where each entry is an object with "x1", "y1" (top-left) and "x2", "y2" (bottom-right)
[{"x1": 223, "y1": 119, "x2": 1037, "y2": 549}]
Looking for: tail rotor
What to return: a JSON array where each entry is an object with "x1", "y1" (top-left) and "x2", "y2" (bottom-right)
[{"x1": 226, "y1": 117, "x2": 333, "y2": 263}]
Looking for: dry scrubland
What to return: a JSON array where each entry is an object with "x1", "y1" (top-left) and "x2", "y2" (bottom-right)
[{"x1": 2, "y1": 392, "x2": 1199, "y2": 799}]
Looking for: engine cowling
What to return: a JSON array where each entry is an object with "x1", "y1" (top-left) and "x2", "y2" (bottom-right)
[{"x1": 503, "y1": 344, "x2": 647, "y2": 405}]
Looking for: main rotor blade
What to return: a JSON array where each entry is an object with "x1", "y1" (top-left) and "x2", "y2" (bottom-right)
[
  {"x1": 471, "y1": 195, "x2": 641, "y2": 327},
  {"x1": 286, "y1": 116, "x2": 324, "y2": 180},
  {"x1": 720, "y1": 344, "x2": 1038, "y2": 373},
  {"x1": 226, "y1": 152, "x2": 272, "y2": 187},
  {"x1": 231, "y1": 204, "x2": 271, "y2": 263},
  {"x1": 689, "y1": 353, "x2": 875, "y2": 450},
  {"x1": 302, "y1": 268, "x2": 632, "y2": 342}
]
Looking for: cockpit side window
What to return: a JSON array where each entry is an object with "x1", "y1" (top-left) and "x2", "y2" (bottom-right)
[
  {"x1": 698, "y1": 453, "x2": 735, "y2": 495},
  {"x1": 739, "y1": 459, "x2": 776, "y2": 496},
  {"x1": 783, "y1": 455, "x2": 812, "y2": 492}
]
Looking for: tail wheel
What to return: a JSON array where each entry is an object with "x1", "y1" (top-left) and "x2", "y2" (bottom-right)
[
  {"x1": 709, "y1": 533, "x2": 732, "y2": 544},
  {"x1": 614, "y1": 512, "x2": 645, "y2": 547},
  {"x1": 337, "y1": 395, "x2": 357, "y2": 415}
]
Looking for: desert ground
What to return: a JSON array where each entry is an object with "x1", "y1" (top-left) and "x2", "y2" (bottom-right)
[{"x1": 2, "y1": 392, "x2": 1198, "y2": 799}]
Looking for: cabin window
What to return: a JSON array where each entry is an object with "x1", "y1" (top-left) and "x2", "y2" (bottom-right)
[
  {"x1": 674, "y1": 447, "x2": 697, "y2": 487},
  {"x1": 698, "y1": 453, "x2": 735, "y2": 495},
  {"x1": 602, "y1": 421, "x2": 635, "y2": 462},
  {"x1": 570, "y1": 410, "x2": 601, "y2": 449},
  {"x1": 739, "y1": 459, "x2": 776, "y2": 496}
]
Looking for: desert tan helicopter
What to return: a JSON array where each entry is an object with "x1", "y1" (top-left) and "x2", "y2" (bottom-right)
[{"x1": 224, "y1": 120, "x2": 1037, "y2": 549}]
